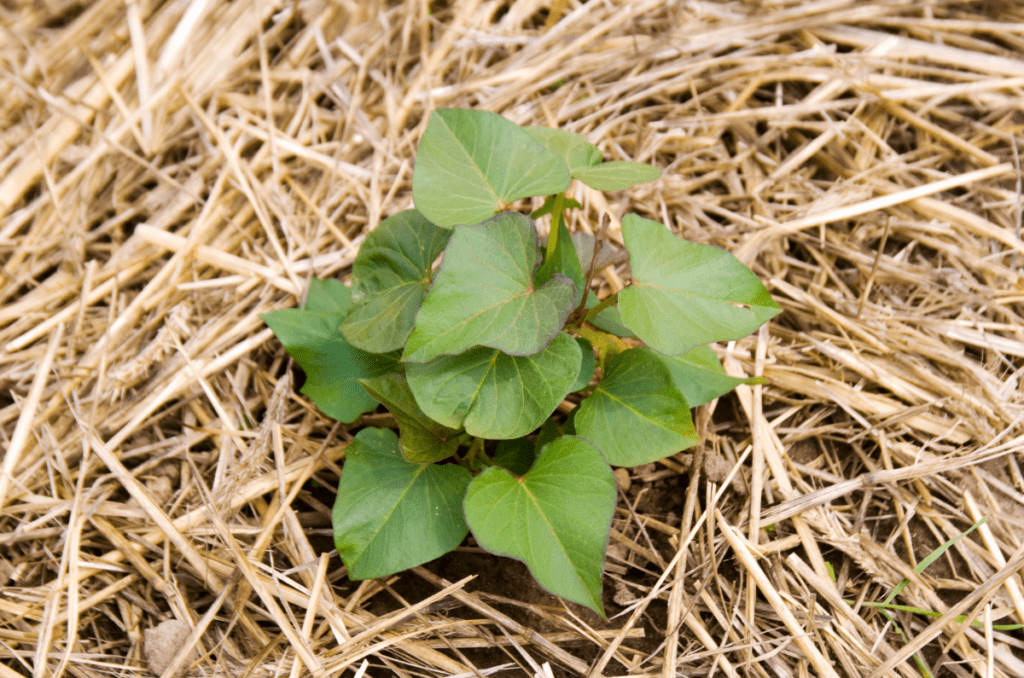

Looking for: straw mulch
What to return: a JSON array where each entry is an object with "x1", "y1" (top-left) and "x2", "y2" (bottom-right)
[{"x1": 3, "y1": 1, "x2": 1024, "y2": 677}]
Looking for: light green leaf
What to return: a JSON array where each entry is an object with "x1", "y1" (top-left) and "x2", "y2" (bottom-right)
[
  {"x1": 304, "y1": 277, "x2": 351, "y2": 313},
  {"x1": 341, "y1": 210, "x2": 451, "y2": 353},
  {"x1": 359, "y1": 373, "x2": 461, "y2": 463},
  {"x1": 584, "y1": 294, "x2": 634, "y2": 338},
  {"x1": 406, "y1": 333, "x2": 581, "y2": 440},
  {"x1": 575, "y1": 348, "x2": 699, "y2": 466},
  {"x1": 464, "y1": 435, "x2": 616, "y2": 616},
  {"x1": 641, "y1": 345, "x2": 754, "y2": 408},
  {"x1": 413, "y1": 109, "x2": 570, "y2": 228},
  {"x1": 333, "y1": 428, "x2": 470, "y2": 579},
  {"x1": 403, "y1": 213, "x2": 577, "y2": 363},
  {"x1": 524, "y1": 127, "x2": 602, "y2": 174},
  {"x1": 524, "y1": 127, "x2": 661, "y2": 191},
  {"x1": 260, "y1": 278, "x2": 398, "y2": 424},
  {"x1": 618, "y1": 214, "x2": 782, "y2": 355},
  {"x1": 573, "y1": 161, "x2": 662, "y2": 191}
]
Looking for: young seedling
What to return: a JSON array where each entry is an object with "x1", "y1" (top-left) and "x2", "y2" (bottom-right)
[
  {"x1": 261, "y1": 108, "x2": 782, "y2": 616},
  {"x1": 838, "y1": 517, "x2": 1022, "y2": 677}
]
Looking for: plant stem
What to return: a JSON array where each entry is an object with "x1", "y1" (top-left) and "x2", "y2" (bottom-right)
[
  {"x1": 582, "y1": 291, "x2": 618, "y2": 325},
  {"x1": 462, "y1": 437, "x2": 489, "y2": 470}
]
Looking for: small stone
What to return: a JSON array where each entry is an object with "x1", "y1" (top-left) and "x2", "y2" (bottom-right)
[
  {"x1": 613, "y1": 468, "x2": 631, "y2": 492},
  {"x1": 144, "y1": 619, "x2": 198, "y2": 677}
]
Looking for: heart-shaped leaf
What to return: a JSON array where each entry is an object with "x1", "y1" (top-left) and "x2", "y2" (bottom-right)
[
  {"x1": 575, "y1": 348, "x2": 699, "y2": 466},
  {"x1": 359, "y1": 373, "x2": 461, "y2": 463},
  {"x1": 406, "y1": 332, "x2": 581, "y2": 440},
  {"x1": 524, "y1": 127, "x2": 603, "y2": 174},
  {"x1": 341, "y1": 210, "x2": 451, "y2": 353},
  {"x1": 618, "y1": 214, "x2": 782, "y2": 355},
  {"x1": 333, "y1": 428, "x2": 471, "y2": 579},
  {"x1": 403, "y1": 213, "x2": 577, "y2": 364},
  {"x1": 573, "y1": 162, "x2": 662, "y2": 191},
  {"x1": 641, "y1": 345, "x2": 757, "y2": 408},
  {"x1": 524, "y1": 127, "x2": 661, "y2": 191},
  {"x1": 464, "y1": 435, "x2": 616, "y2": 616},
  {"x1": 260, "y1": 278, "x2": 399, "y2": 423},
  {"x1": 413, "y1": 109, "x2": 570, "y2": 228}
]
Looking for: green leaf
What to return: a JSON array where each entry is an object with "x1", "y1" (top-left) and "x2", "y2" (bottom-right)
[
  {"x1": 573, "y1": 161, "x2": 662, "y2": 191},
  {"x1": 524, "y1": 127, "x2": 661, "y2": 191},
  {"x1": 304, "y1": 277, "x2": 352, "y2": 313},
  {"x1": 403, "y1": 213, "x2": 578, "y2": 363},
  {"x1": 493, "y1": 437, "x2": 535, "y2": 476},
  {"x1": 534, "y1": 418, "x2": 562, "y2": 452},
  {"x1": 563, "y1": 406, "x2": 578, "y2": 435},
  {"x1": 523, "y1": 127, "x2": 602, "y2": 174},
  {"x1": 575, "y1": 348, "x2": 699, "y2": 466},
  {"x1": 492, "y1": 419, "x2": 562, "y2": 476},
  {"x1": 413, "y1": 109, "x2": 570, "y2": 228},
  {"x1": 341, "y1": 210, "x2": 451, "y2": 353},
  {"x1": 584, "y1": 294, "x2": 634, "y2": 338},
  {"x1": 333, "y1": 428, "x2": 471, "y2": 579},
  {"x1": 358, "y1": 373, "x2": 461, "y2": 463},
  {"x1": 618, "y1": 214, "x2": 782, "y2": 355},
  {"x1": 535, "y1": 219, "x2": 585, "y2": 304},
  {"x1": 260, "y1": 279, "x2": 399, "y2": 424},
  {"x1": 641, "y1": 345, "x2": 753, "y2": 408},
  {"x1": 577, "y1": 324, "x2": 630, "y2": 371},
  {"x1": 406, "y1": 333, "x2": 581, "y2": 440},
  {"x1": 463, "y1": 435, "x2": 616, "y2": 616},
  {"x1": 571, "y1": 337, "x2": 595, "y2": 392}
]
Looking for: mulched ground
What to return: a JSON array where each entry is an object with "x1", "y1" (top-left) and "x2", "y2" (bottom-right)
[{"x1": 3, "y1": 2, "x2": 1024, "y2": 677}]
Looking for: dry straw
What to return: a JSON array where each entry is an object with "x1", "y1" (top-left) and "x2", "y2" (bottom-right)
[{"x1": 3, "y1": 1, "x2": 1024, "y2": 677}]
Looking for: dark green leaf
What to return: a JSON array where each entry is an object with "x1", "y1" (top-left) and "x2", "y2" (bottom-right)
[
  {"x1": 403, "y1": 213, "x2": 577, "y2": 363},
  {"x1": 406, "y1": 333, "x2": 581, "y2": 439},
  {"x1": 463, "y1": 435, "x2": 616, "y2": 616},
  {"x1": 413, "y1": 109, "x2": 570, "y2": 228},
  {"x1": 535, "y1": 219, "x2": 585, "y2": 304},
  {"x1": 575, "y1": 348, "x2": 699, "y2": 466},
  {"x1": 341, "y1": 210, "x2": 450, "y2": 353},
  {"x1": 260, "y1": 279, "x2": 398, "y2": 423},
  {"x1": 571, "y1": 337, "x2": 595, "y2": 392},
  {"x1": 493, "y1": 437, "x2": 535, "y2": 476},
  {"x1": 333, "y1": 428, "x2": 471, "y2": 579},
  {"x1": 359, "y1": 373, "x2": 461, "y2": 463},
  {"x1": 573, "y1": 162, "x2": 662, "y2": 191},
  {"x1": 618, "y1": 214, "x2": 782, "y2": 355},
  {"x1": 534, "y1": 418, "x2": 562, "y2": 452},
  {"x1": 641, "y1": 345, "x2": 753, "y2": 408}
]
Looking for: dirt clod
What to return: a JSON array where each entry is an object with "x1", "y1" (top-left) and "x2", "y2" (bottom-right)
[{"x1": 143, "y1": 620, "x2": 197, "y2": 677}]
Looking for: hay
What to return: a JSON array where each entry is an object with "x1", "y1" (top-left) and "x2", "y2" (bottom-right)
[{"x1": 3, "y1": 1, "x2": 1024, "y2": 677}]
